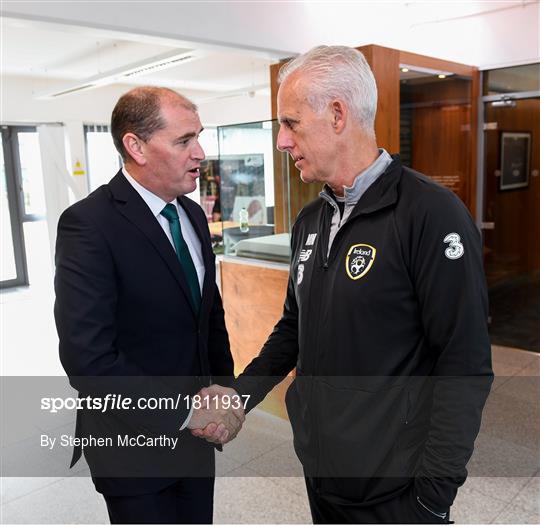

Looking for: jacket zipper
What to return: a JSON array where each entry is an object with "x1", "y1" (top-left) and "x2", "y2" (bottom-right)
[
  {"x1": 320, "y1": 202, "x2": 332, "y2": 270},
  {"x1": 311, "y1": 202, "x2": 334, "y2": 478},
  {"x1": 321, "y1": 200, "x2": 363, "y2": 270},
  {"x1": 313, "y1": 198, "x2": 370, "y2": 479}
]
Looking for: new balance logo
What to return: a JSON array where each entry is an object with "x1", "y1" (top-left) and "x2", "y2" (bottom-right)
[
  {"x1": 299, "y1": 249, "x2": 313, "y2": 262},
  {"x1": 306, "y1": 233, "x2": 317, "y2": 246}
]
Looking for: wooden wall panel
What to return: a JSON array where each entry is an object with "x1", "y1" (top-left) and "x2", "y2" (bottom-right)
[
  {"x1": 220, "y1": 260, "x2": 291, "y2": 418},
  {"x1": 401, "y1": 77, "x2": 471, "y2": 104},
  {"x1": 270, "y1": 62, "x2": 282, "y2": 120},
  {"x1": 411, "y1": 105, "x2": 471, "y2": 204},
  {"x1": 358, "y1": 45, "x2": 400, "y2": 153},
  {"x1": 401, "y1": 74, "x2": 478, "y2": 213}
]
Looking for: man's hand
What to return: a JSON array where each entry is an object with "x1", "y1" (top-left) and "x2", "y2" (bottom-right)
[{"x1": 188, "y1": 385, "x2": 245, "y2": 444}]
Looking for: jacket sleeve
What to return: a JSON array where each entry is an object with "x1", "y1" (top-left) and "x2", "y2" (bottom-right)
[
  {"x1": 54, "y1": 205, "x2": 191, "y2": 432},
  {"x1": 406, "y1": 188, "x2": 493, "y2": 511},
  {"x1": 55, "y1": 205, "x2": 139, "y2": 377},
  {"x1": 233, "y1": 230, "x2": 300, "y2": 411},
  {"x1": 192, "y1": 202, "x2": 234, "y2": 384},
  {"x1": 207, "y1": 280, "x2": 234, "y2": 382}
]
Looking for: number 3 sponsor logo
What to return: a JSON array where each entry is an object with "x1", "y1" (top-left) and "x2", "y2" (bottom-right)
[{"x1": 443, "y1": 232, "x2": 464, "y2": 260}]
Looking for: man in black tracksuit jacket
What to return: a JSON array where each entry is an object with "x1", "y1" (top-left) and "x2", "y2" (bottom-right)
[
  {"x1": 196, "y1": 46, "x2": 493, "y2": 523},
  {"x1": 233, "y1": 152, "x2": 493, "y2": 522}
]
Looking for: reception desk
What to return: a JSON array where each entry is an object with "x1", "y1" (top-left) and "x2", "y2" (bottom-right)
[{"x1": 219, "y1": 256, "x2": 291, "y2": 419}]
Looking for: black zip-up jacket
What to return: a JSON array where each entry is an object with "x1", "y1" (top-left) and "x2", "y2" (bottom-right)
[{"x1": 235, "y1": 156, "x2": 493, "y2": 511}]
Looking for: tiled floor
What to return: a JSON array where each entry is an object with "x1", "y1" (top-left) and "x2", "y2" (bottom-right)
[
  {"x1": 488, "y1": 273, "x2": 540, "y2": 352},
  {"x1": 1, "y1": 264, "x2": 539, "y2": 523},
  {"x1": 1, "y1": 345, "x2": 539, "y2": 524}
]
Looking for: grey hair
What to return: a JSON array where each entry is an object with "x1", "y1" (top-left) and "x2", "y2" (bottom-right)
[{"x1": 278, "y1": 46, "x2": 377, "y2": 137}]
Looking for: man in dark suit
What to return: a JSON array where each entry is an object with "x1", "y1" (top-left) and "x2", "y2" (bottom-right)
[{"x1": 54, "y1": 86, "x2": 242, "y2": 524}]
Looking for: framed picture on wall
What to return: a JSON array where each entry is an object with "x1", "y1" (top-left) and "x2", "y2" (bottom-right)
[{"x1": 500, "y1": 132, "x2": 531, "y2": 190}]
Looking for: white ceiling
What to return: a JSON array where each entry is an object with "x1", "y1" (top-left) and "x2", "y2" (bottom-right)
[
  {"x1": 3, "y1": 1, "x2": 538, "y2": 70},
  {"x1": 1, "y1": 1, "x2": 538, "y2": 107},
  {"x1": 1, "y1": 17, "x2": 276, "y2": 102}
]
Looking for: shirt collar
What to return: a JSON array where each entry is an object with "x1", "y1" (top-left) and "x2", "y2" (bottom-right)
[
  {"x1": 122, "y1": 167, "x2": 177, "y2": 217},
  {"x1": 321, "y1": 148, "x2": 393, "y2": 206}
]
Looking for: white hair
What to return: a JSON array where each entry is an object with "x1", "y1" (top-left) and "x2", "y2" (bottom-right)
[{"x1": 278, "y1": 45, "x2": 377, "y2": 137}]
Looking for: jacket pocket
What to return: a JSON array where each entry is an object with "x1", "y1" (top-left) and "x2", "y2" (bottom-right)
[
  {"x1": 315, "y1": 378, "x2": 409, "y2": 477},
  {"x1": 407, "y1": 486, "x2": 450, "y2": 524},
  {"x1": 313, "y1": 377, "x2": 411, "y2": 500}
]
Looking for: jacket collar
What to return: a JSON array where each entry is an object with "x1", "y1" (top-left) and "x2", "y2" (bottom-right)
[
  {"x1": 322, "y1": 155, "x2": 402, "y2": 220},
  {"x1": 320, "y1": 148, "x2": 393, "y2": 207}
]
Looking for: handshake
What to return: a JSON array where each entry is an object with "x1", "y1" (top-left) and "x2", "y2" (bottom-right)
[{"x1": 186, "y1": 385, "x2": 245, "y2": 445}]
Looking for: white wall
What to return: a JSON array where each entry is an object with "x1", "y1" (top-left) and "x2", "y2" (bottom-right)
[
  {"x1": 1, "y1": 76, "x2": 127, "y2": 124},
  {"x1": 1, "y1": 75, "x2": 270, "y2": 127},
  {"x1": 197, "y1": 95, "x2": 270, "y2": 128},
  {"x1": 1, "y1": 74, "x2": 271, "y2": 193},
  {"x1": 2, "y1": 1, "x2": 539, "y2": 68}
]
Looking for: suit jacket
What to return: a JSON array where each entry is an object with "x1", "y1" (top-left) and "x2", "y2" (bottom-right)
[{"x1": 54, "y1": 171, "x2": 234, "y2": 496}]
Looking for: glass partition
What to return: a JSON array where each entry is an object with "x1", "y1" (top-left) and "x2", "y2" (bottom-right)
[
  {"x1": 0, "y1": 127, "x2": 30, "y2": 287},
  {"x1": 483, "y1": 63, "x2": 540, "y2": 96},
  {"x1": 16, "y1": 130, "x2": 46, "y2": 219},
  {"x1": 85, "y1": 124, "x2": 121, "y2": 192},
  {"x1": 1, "y1": 137, "x2": 18, "y2": 282},
  {"x1": 198, "y1": 127, "x2": 219, "y2": 225},
  {"x1": 217, "y1": 120, "x2": 291, "y2": 263}
]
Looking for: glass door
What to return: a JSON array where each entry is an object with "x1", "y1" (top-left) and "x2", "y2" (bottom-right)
[
  {"x1": 1, "y1": 128, "x2": 28, "y2": 288},
  {"x1": 84, "y1": 124, "x2": 121, "y2": 192},
  {"x1": 480, "y1": 63, "x2": 539, "y2": 350},
  {"x1": 483, "y1": 97, "x2": 539, "y2": 286},
  {"x1": 15, "y1": 128, "x2": 47, "y2": 222},
  {"x1": 1, "y1": 125, "x2": 50, "y2": 288}
]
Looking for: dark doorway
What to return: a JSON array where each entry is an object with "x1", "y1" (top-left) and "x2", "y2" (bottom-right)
[{"x1": 482, "y1": 64, "x2": 539, "y2": 351}]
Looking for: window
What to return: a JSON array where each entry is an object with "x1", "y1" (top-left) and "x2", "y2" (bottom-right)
[{"x1": 84, "y1": 124, "x2": 121, "y2": 192}]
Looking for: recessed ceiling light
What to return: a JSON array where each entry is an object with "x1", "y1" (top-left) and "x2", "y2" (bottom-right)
[
  {"x1": 36, "y1": 49, "x2": 207, "y2": 99},
  {"x1": 400, "y1": 63, "x2": 453, "y2": 77}
]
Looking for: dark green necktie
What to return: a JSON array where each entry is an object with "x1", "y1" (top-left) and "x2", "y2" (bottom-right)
[{"x1": 160, "y1": 204, "x2": 201, "y2": 311}]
